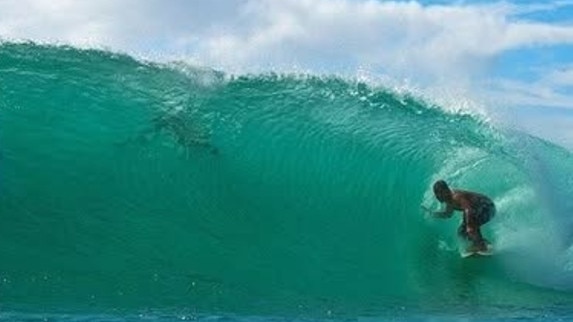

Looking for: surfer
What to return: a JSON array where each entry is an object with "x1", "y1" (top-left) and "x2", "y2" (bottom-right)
[{"x1": 427, "y1": 180, "x2": 495, "y2": 252}]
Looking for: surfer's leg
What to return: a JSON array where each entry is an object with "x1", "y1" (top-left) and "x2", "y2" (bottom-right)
[
  {"x1": 458, "y1": 222, "x2": 482, "y2": 253},
  {"x1": 469, "y1": 207, "x2": 490, "y2": 251},
  {"x1": 473, "y1": 200, "x2": 495, "y2": 248},
  {"x1": 476, "y1": 199, "x2": 495, "y2": 226},
  {"x1": 473, "y1": 228, "x2": 486, "y2": 246},
  {"x1": 457, "y1": 222, "x2": 469, "y2": 240}
]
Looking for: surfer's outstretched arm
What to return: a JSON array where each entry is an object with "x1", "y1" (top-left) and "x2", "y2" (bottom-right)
[
  {"x1": 432, "y1": 207, "x2": 454, "y2": 218},
  {"x1": 421, "y1": 205, "x2": 453, "y2": 218}
]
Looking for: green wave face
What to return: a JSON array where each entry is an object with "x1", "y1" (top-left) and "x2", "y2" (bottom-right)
[{"x1": 1, "y1": 43, "x2": 573, "y2": 317}]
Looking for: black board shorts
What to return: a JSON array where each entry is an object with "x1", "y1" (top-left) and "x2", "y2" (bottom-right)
[
  {"x1": 472, "y1": 198, "x2": 496, "y2": 225},
  {"x1": 460, "y1": 198, "x2": 495, "y2": 228}
]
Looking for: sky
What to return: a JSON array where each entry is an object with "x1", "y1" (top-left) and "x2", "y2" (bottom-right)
[{"x1": 1, "y1": 0, "x2": 573, "y2": 148}]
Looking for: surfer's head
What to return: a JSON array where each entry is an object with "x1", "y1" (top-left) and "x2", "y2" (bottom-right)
[{"x1": 433, "y1": 180, "x2": 452, "y2": 202}]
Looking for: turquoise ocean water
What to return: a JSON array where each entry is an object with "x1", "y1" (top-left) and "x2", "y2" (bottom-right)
[{"x1": 2, "y1": 43, "x2": 573, "y2": 321}]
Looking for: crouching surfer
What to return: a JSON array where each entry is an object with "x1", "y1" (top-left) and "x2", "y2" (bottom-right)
[{"x1": 426, "y1": 180, "x2": 495, "y2": 253}]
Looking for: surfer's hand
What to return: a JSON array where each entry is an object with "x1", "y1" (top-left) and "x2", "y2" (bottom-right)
[{"x1": 421, "y1": 206, "x2": 438, "y2": 219}]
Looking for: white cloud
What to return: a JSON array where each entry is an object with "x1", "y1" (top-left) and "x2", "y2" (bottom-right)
[
  {"x1": 0, "y1": 0, "x2": 119, "y2": 45},
  {"x1": 543, "y1": 66, "x2": 573, "y2": 88},
  {"x1": 2, "y1": 0, "x2": 573, "y2": 73},
  {"x1": 0, "y1": 0, "x2": 247, "y2": 50},
  {"x1": 511, "y1": 110, "x2": 573, "y2": 150},
  {"x1": 479, "y1": 62, "x2": 573, "y2": 113},
  {"x1": 183, "y1": 0, "x2": 573, "y2": 79}
]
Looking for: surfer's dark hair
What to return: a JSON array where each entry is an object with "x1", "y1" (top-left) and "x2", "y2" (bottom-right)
[
  {"x1": 433, "y1": 180, "x2": 448, "y2": 191},
  {"x1": 433, "y1": 180, "x2": 450, "y2": 202}
]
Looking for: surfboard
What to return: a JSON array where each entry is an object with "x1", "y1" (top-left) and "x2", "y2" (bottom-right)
[{"x1": 460, "y1": 243, "x2": 494, "y2": 258}]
